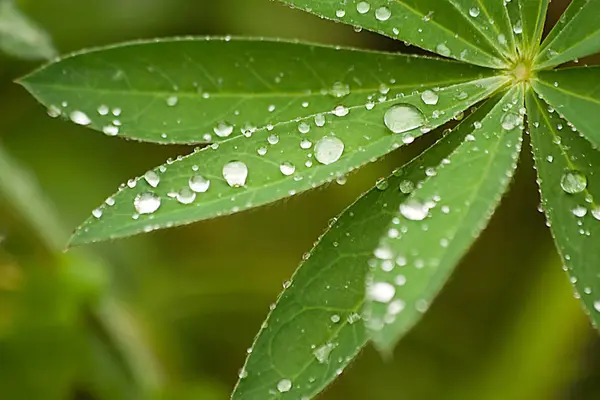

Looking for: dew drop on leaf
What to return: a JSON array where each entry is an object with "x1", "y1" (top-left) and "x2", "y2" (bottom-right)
[
  {"x1": 375, "y1": 7, "x2": 391, "y2": 21},
  {"x1": 222, "y1": 161, "x2": 248, "y2": 187},
  {"x1": 384, "y1": 104, "x2": 425, "y2": 134},
  {"x1": 70, "y1": 110, "x2": 91, "y2": 126},
  {"x1": 469, "y1": 7, "x2": 480, "y2": 17},
  {"x1": 399, "y1": 180, "x2": 415, "y2": 194},
  {"x1": 399, "y1": 199, "x2": 430, "y2": 221},
  {"x1": 561, "y1": 170, "x2": 587, "y2": 194},
  {"x1": 421, "y1": 90, "x2": 439, "y2": 105},
  {"x1": 189, "y1": 175, "x2": 210, "y2": 193},
  {"x1": 176, "y1": 188, "x2": 196, "y2": 204},
  {"x1": 330, "y1": 82, "x2": 350, "y2": 98},
  {"x1": 143, "y1": 171, "x2": 160, "y2": 188},
  {"x1": 314, "y1": 136, "x2": 345, "y2": 165},
  {"x1": 214, "y1": 121, "x2": 234, "y2": 138},
  {"x1": 368, "y1": 282, "x2": 396, "y2": 303},
  {"x1": 134, "y1": 192, "x2": 161, "y2": 214},
  {"x1": 277, "y1": 379, "x2": 292, "y2": 393},
  {"x1": 313, "y1": 342, "x2": 336, "y2": 364},
  {"x1": 280, "y1": 162, "x2": 296, "y2": 176},
  {"x1": 356, "y1": 1, "x2": 370, "y2": 14}
]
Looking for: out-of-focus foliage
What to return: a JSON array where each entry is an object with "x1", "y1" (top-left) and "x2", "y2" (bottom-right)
[{"x1": 0, "y1": 1, "x2": 599, "y2": 399}]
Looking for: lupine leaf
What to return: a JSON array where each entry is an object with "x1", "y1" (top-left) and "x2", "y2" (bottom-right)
[
  {"x1": 533, "y1": 67, "x2": 600, "y2": 149},
  {"x1": 535, "y1": 0, "x2": 600, "y2": 69},
  {"x1": 0, "y1": 0, "x2": 56, "y2": 60},
  {"x1": 231, "y1": 96, "x2": 497, "y2": 400},
  {"x1": 365, "y1": 85, "x2": 524, "y2": 352},
  {"x1": 504, "y1": 0, "x2": 549, "y2": 59},
  {"x1": 20, "y1": 38, "x2": 493, "y2": 145},
  {"x1": 527, "y1": 89, "x2": 600, "y2": 330},
  {"x1": 68, "y1": 74, "x2": 508, "y2": 246},
  {"x1": 277, "y1": 0, "x2": 510, "y2": 68}
]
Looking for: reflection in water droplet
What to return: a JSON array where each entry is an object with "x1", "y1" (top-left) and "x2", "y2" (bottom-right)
[
  {"x1": 144, "y1": 171, "x2": 160, "y2": 188},
  {"x1": 561, "y1": 171, "x2": 587, "y2": 194},
  {"x1": 399, "y1": 180, "x2": 415, "y2": 194},
  {"x1": 314, "y1": 136, "x2": 345, "y2": 165},
  {"x1": 384, "y1": 104, "x2": 425, "y2": 133},
  {"x1": 400, "y1": 199, "x2": 430, "y2": 221},
  {"x1": 421, "y1": 90, "x2": 439, "y2": 105},
  {"x1": 189, "y1": 175, "x2": 210, "y2": 193},
  {"x1": 134, "y1": 192, "x2": 161, "y2": 214},
  {"x1": 375, "y1": 7, "x2": 391, "y2": 21},
  {"x1": 177, "y1": 188, "x2": 196, "y2": 204},
  {"x1": 280, "y1": 162, "x2": 296, "y2": 176},
  {"x1": 356, "y1": 1, "x2": 370, "y2": 14},
  {"x1": 214, "y1": 121, "x2": 234, "y2": 137},
  {"x1": 223, "y1": 161, "x2": 248, "y2": 187},
  {"x1": 70, "y1": 110, "x2": 91, "y2": 126},
  {"x1": 277, "y1": 379, "x2": 292, "y2": 393}
]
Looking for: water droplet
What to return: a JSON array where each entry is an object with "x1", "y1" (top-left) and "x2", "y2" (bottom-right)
[
  {"x1": 92, "y1": 208, "x2": 103, "y2": 218},
  {"x1": 314, "y1": 114, "x2": 326, "y2": 127},
  {"x1": 97, "y1": 105, "x2": 109, "y2": 116},
  {"x1": 376, "y1": 178, "x2": 389, "y2": 191},
  {"x1": 572, "y1": 206, "x2": 587, "y2": 218},
  {"x1": 166, "y1": 96, "x2": 178, "y2": 106},
  {"x1": 399, "y1": 199, "x2": 430, "y2": 221},
  {"x1": 47, "y1": 105, "x2": 61, "y2": 118},
  {"x1": 144, "y1": 171, "x2": 160, "y2": 188},
  {"x1": 368, "y1": 282, "x2": 396, "y2": 303},
  {"x1": 70, "y1": 111, "x2": 91, "y2": 126},
  {"x1": 330, "y1": 314, "x2": 341, "y2": 323},
  {"x1": 336, "y1": 9, "x2": 346, "y2": 18},
  {"x1": 103, "y1": 125, "x2": 119, "y2": 136},
  {"x1": 375, "y1": 7, "x2": 391, "y2": 21},
  {"x1": 298, "y1": 122, "x2": 311, "y2": 134},
  {"x1": 561, "y1": 171, "x2": 587, "y2": 194},
  {"x1": 214, "y1": 122, "x2": 234, "y2": 137},
  {"x1": 280, "y1": 162, "x2": 296, "y2": 176},
  {"x1": 300, "y1": 138, "x2": 312, "y2": 149},
  {"x1": 384, "y1": 104, "x2": 425, "y2": 133},
  {"x1": 134, "y1": 192, "x2": 161, "y2": 214},
  {"x1": 592, "y1": 207, "x2": 600, "y2": 220},
  {"x1": 313, "y1": 342, "x2": 336, "y2": 364},
  {"x1": 330, "y1": 82, "x2": 350, "y2": 98},
  {"x1": 333, "y1": 105, "x2": 349, "y2": 117},
  {"x1": 223, "y1": 161, "x2": 248, "y2": 187},
  {"x1": 189, "y1": 175, "x2": 210, "y2": 193},
  {"x1": 277, "y1": 379, "x2": 292, "y2": 393},
  {"x1": 421, "y1": 90, "x2": 439, "y2": 105},
  {"x1": 594, "y1": 300, "x2": 600, "y2": 313},
  {"x1": 399, "y1": 180, "x2": 415, "y2": 194},
  {"x1": 356, "y1": 1, "x2": 370, "y2": 14},
  {"x1": 436, "y1": 43, "x2": 451, "y2": 57},
  {"x1": 501, "y1": 113, "x2": 521, "y2": 130},
  {"x1": 177, "y1": 188, "x2": 196, "y2": 204},
  {"x1": 314, "y1": 136, "x2": 345, "y2": 165},
  {"x1": 268, "y1": 134, "x2": 279, "y2": 145},
  {"x1": 469, "y1": 7, "x2": 480, "y2": 17},
  {"x1": 257, "y1": 146, "x2": 267, "y2": 156}
]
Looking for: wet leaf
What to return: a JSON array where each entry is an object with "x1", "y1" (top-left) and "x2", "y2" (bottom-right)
[
  {"x1": 533, "y1": 67, "x2": 600, "y2": 149},
  {"x1": 68, "y1": 74, "x2": 508, "y2": 246},
  {"x1": 0, "y1": 0, "x2": 56, "y2": 60},
  {"x1": 527, "y1": 89, "x2": 600, "y2": 330},
  {"x1": 535, "y1": 0, "x2": 600, "y2": 69},
  {"x1": 231, "y1": 96, "x2": 493, "y2": 400},
  {"x1": 365, "y1": 86, "x2": 524, "y2": 352},
  {"x1": 504, "y1": 0, "x2": 549, "y2": 59},
  {"x1": 278, "y1": 0, "x2": 510, "y2": 68},
  {"x1": 20, "y1": 38, "x2": 492, "y2": 145}
]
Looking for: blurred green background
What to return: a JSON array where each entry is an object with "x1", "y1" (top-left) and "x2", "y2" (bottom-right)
[{"x1": 1, "y1": 0, "x2": 599, "y2": 399}]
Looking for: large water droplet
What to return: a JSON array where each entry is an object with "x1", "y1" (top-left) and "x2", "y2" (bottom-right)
[
  {"x1": 356, "y1": 1, "x2": 370, "y2": 14},
  {"x1": 375, "y1": 7, "x2": 391, "y2": 21},
  {"x1": 70, "y1": 110, "x2": 91, "y2": 126},
  {"x1": 277, "y1": 379, "x2": 292, "y2": 393},
  {"x1": 177, "y1": 188, "x2": 196, "y2": 204},
  {"x1": 134, "y1": 192, "x2": 161, "y2": 214},
  {"x1": 313, "y1": 343, "x2": 336, "y2": 364},
  {"x1": 330, "y1": 82, "x2": 350, "y2": 98},
  {"x1": 368, "y1": 282, "x2": 396, "y2": 303},
  {"x1": 384, "y1": 104, "x2": 425, "y2": 133},
  {"x1": 561, "y1": 171, "x2": 587, "y2": 194},
  {"x1": 144, "y1": 171, "x2": 160, "y2": 188},
  {"x1": 214, "y1": 122, "x2": 234, "y2": 138},
  {"x1": 421, "y1": 90, "x2": 439, "y2": 105},
  {"x1": 399, "y1": 199, "x2": 430, "y2": 221},
  {"x1": 280, "y1": 162, "x2": 296, "y2": 176},
  {"x1": 314, "y1": 136, "x2": 345, "y2": 165},
  {"x1": 189, "y1": 175, "x2": 210, "y2": 193},
  {"x1": 223, "y1": 161, "x2": 248, "y2": 187}
]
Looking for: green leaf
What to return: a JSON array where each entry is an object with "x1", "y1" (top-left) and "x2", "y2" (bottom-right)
[
  {"x1": 535, "y1": 0, "x2": 600, "y2": 69},
  {"x1": 21, "y1": 38, "x2": 493, "y2": 145},
  {"x1": 526, "y1": 89, "x2": 600, "y2": 330},
  {"x1": 231, "y1": 101, "x2": 490, "y2": 400},
  {"x1": 532, "y1": 67, "x2": 600, "y2": 149},
  {"x1": 365, "y1": 85, "x2": 524, "y2": 352},
  {"x1": 277, "y1": 0, "x2": 510, "y2": 68},
  {"x1": 69, "y1": 74, "x2": 508, "y2": 246},
  {"x1": 0, "y1": 0, "x2": 56, "y2": 60},
  {"x1": 504, "y1": 0, "x2": 549, "y2": 59}
]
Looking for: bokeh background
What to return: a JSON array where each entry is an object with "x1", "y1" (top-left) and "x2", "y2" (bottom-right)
[{"x1": 1, "y1": 0, "x2": 599, "y2": 399}]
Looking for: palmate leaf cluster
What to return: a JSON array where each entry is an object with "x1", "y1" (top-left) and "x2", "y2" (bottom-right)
[{"x1": 14, "y1": 0, "x2": 600, "y2": 399}]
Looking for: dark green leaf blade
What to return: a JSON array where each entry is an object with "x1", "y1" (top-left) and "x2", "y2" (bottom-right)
[
  {"x1": 365, "y1": 85, "x2": 524, "y2": 352},
  {"x1": 69, "y1": 75, "x2": 509, "y2": 246},
  {"x1": 278, "y1": 0, "x2": 510, "y2": 68},
  {"x1": 20, "y1": 38, "x2": 493, "y2": 145},
  {"x1": 231, "y1": 99, "x2": 496, "y2": 400},
  {"x1": 527, "y1": 89, "x2": 600, "y2": 330},
  {"x1": 532, "y1": 67, "x2": 600, "y2": 149},
  {"x1": 504, "y1": 0, "x2": 549, "y2": 59},
  {"x1": 535, "y1": 0, "x2": 600, "y2": 69},
  {"x1": 0, "y1": 0, "x2": 56, "y2": 60}
]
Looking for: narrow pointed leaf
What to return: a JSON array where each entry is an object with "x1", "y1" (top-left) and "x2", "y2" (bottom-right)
[
  {"x1": 504, "y1": 0, "x2": 549, "y2": 59},
  {"x1": 535, "y1": 0, "x2": 600, "y2": 69},
  {"x1": 527, "y1": 90, "x2": 600, "y2": 329},
  {"x1": 532, "y1": 67, "x2": 600, "y2": 149},
  {"x1": 21, "y1": 39, "x2": 491, "y2": 145},
  {"x1": 70, "y1": 75, "x2": 508, "y2": 246},
  {"x1": 232, "y1": 103, "x2": 490, "y2": 400},
  {"x1": 0, "y1": 0, "x2": 56, "y2": 60},
  {"x1": 365, "y1": 86, "x2": 524, "y2": 352},
  {"x1": 278, "y1": 0, "x2": 509, "y2": 68}
]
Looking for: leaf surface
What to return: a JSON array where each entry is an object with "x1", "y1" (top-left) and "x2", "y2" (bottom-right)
[
  {"x1": 527, "y1": 89, "x2": 600, "y2": 330},
  {"x1": 20, "y1": 38, "x2": 493, "y2": 145},
  {"x1": 533, "y1": 67, "x2": 600, "y2": 149},
  {"x1": 231, "y1": 98, "x2": 494, "y2": 400},
  {"x1": 278, "y1": 0, "x2": 510, "y2": 68},
  {"x1": 69, "y1": 75, "x2": 508, "y2": 246},
  {"x1": 365, "y1": 86, "x2": 524, "y2": 352},
  {"x1": 504, "y1": 0, "x2": 549, "y2": 59},
  {"x1": 535, "y1": 0, "x2": 600, "y2": 69},
  {"x1": 0, "y1": 0, "x2": 56, "y2": 60}
]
